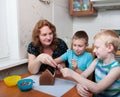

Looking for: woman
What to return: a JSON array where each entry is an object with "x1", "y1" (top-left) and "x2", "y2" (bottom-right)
[{"x1": 27, "y1": 19, "x2": 68, "y2": 74}]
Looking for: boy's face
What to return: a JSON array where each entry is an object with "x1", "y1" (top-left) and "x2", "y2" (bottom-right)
[
  {"x1": 93, "y1": 39, "x2": 108, "y2": 59},
  {"x1": 72, "y1": 39, "x2": 87, "y2": 56}
]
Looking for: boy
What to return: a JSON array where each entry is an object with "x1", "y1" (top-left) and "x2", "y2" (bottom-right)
[
  {"x1": 55, "y1": 31, "x2": 93, "y2": 74},
  {"x1": 60, "y1": 30, "x2": 120, "y2": 97}
]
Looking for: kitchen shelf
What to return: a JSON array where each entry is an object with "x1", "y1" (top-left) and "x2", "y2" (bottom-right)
[{"x1": 70, "y1": 0, "x2": 97, "y2": 16}]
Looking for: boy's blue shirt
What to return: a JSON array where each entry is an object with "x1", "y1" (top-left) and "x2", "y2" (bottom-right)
[
  {"x1": 61, "y1": 50, "x2": 93, "y2": 71},
  {"x1": 95, "y1": 59, "x2": 120, "y2": 97}
]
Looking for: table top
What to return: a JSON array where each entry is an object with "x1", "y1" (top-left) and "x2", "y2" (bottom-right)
[{"x1": 0, "y1": 73, "x2": 92, "y2": 97}]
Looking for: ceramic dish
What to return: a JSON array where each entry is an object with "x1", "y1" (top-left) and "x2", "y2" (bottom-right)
[
  {"x1": 4, "y1": 75, "x2": 21, "y2": 87},
  {"x1": 17, "y1": 78, "x2": 34, "y2": 91}
]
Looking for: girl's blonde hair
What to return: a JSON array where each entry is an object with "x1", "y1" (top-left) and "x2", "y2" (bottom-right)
[{"x1": 94, "y1": 30, "x2": 120, "y2": 53}]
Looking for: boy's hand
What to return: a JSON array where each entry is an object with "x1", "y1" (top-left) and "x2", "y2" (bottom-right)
[
  {"x1": 71, "y1": 59, "x2": 78, "y2": 70},
  {"x1": 60, "y1": 68, "x2": 74, "y2": 78},
  {"x1": 76, "y1": 84, "x2": 90, "y2": 97}
]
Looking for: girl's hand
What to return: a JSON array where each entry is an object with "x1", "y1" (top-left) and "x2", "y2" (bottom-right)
[{"x1": 76, "y1": 83, "x2": 90, "y2": 97}]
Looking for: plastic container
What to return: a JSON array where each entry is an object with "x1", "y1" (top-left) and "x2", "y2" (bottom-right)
[
  {"x1": 17, "y1": 79, "x2": 34, "y2": 92},
  {"x1": 4, "y1": 75, "x2": 21, "y2": 87}
]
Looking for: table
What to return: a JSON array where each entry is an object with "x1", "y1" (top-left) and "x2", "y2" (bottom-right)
[{"x1": 0, "y1": 73, "x2": 93, "y2": 97}]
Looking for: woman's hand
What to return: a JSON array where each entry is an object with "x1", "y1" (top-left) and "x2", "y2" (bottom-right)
[
  {"x1": 38, "y1": 53, "x2": 57, "y2": 68},
  {"x1": 57, "y1": 64, "x2": 64, "y2": 70},
  {"x1": 76, "y1": 83, "x2": 90, "y2": 97}
]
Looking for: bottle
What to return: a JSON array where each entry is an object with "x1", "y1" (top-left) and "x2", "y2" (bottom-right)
[
  {"x1": 82, "y1": 0, "x2": 90, "y2": 11},
  {"x1": 73, "y1": 0, "x2": 81, "y2": 11}
]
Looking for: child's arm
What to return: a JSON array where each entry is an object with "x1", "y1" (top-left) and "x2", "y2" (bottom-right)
[
  {"x1": 61, "y1": 59, "x2": 120, "y2": 94},
  {"x1": 60, "y1": 58, "x2": 97, "y2": 81},
  {"x1": 54, "y1": 57, "x2": 63, "y2": 64},
  {"x1": 54, "y1": 57, "x2": 66, "y2": 68},
  {"x1": 81, "y1": 58, "x2": 97, "y2": 78}
]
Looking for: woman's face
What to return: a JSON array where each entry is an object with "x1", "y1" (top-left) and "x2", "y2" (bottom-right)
[
  {"x1": 39, "y1": 26, "x2": 53, "y2": 47},
  {"x1": 72, "y1": 39, "x2": 87, "y2": 56}
]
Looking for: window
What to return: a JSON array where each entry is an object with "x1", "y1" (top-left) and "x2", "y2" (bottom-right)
[
  {"x1": 0, "y1": 0, "x2": 28, "y2": 70},
  {"x1": 0, "y1": 0, "x2": 9, "y2": 59},
  {"x1": 0, "y1": 0, "x2": 20, "y2": 60}
]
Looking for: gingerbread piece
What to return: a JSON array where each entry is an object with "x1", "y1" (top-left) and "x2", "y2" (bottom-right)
[{"x1": 39, "y1": 68, "x2": 55, "y2": 85}]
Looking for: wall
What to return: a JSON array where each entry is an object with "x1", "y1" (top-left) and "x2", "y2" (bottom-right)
[
  {"x1": 53, "y1": 0, "x2": 73, "y2": 48},
  {"x1": 0, "y1": 63, "x2": 28, "y2": 80},
  {"x1": 18, "y1": 0, "x2": 73, "y2": 59},
  {"x1": 73, "y1": 10, "x2": 120, "y2": 47},
  {"x1": 0, "y1": 0, "x2": 73, "y2": 79},
  {"x1": 18, "y1": 0, "x2": 53, "y2": 59}
]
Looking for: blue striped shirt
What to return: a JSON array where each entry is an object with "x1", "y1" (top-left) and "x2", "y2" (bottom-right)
[{"x1": 95, "y1": 59, "x2": 120, "y2": 97}]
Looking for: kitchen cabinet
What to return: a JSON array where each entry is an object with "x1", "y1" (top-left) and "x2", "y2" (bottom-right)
[{"x1": 70, "y1": 0, "x2": 97, "y2": 16}]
